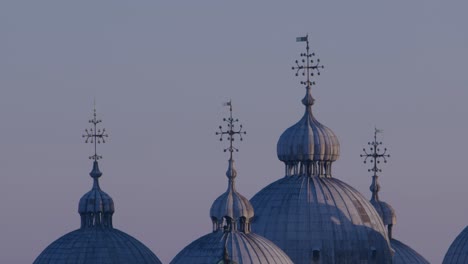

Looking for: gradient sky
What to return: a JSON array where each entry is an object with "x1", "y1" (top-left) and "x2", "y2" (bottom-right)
[{"x1": 1, "y1": 1, "x2": 467, "y2": 263}]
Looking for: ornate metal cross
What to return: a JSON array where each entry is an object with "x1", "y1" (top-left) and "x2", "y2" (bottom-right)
[
  {"x1": 292, "y1": 35, "x2": 324, "y2": 87},
  {"x1": 361, "y1": 128, "x2": 390, "y2": 176},
  {"x1": 82, "y1": 106, "x2": 109, "y2": 161},
  {"x1": 216, "y1": 100, "x2": 246, "y2": 160}
]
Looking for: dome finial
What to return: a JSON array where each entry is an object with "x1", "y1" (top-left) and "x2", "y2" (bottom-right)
[
  {"x1": 79, "y1": 103, "x2": 114, "y2": 228},
  {"x1": 83, "y1": 102, "x2": 109, "y2": 164},
  {"x1": 215, "y1": 100, "x2": 246, "y2": 181},
  {"x1": 361, "y1": 128, "x2": 396, "y2": 238},
  {"x1": 211, "y1": 101, "x2": 253, "y2": 233},
  {"x1": 292, "y1": 35, "x2": 324, "y2": 108},
  {"x1": 361, "y1": 127, "x2": 389, "y2": 200}
]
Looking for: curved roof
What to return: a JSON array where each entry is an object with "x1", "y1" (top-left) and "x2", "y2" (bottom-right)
[
  {"x1": 34, "y1": 160, "x2": 162, "y2": 264},
  {"x1": 250, "y1": 175, "x2": 393, "y2": 264},
  {"x1": 210, "y1": 160, "x2": 254, "y2": 222},
  {"x1": 443, "y1": 226, "x2": 468, "y2": 264},
  {"x1": 392, "y1": 239, "x2": 429, "y2": 264},
  {"x1": 33, "y1": 228, "x2": 161, "y2": 264},
  {"x1": 170, "y1": 230, "x2": 293, "y2": 264},
  {"x1": 277, "y1": 91, "x2": 339, "y2": 164}
]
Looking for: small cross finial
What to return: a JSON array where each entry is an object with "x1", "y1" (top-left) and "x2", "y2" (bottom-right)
[
  {"x1": 82, "y1": 104, "x2": 109, "y2": 161},
  {"x1": 292, "y1": 35, "x2": 324, "y2": 88},
  {"x1": 360, "y1": 127, "x2": 390, "y2": 176},
  {"x1": 215, "y1": 100, "x2": 247, "y2": 160}
]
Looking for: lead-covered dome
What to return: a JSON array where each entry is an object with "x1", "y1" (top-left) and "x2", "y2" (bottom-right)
[
  {"x1": 171, "y1": 229, "x2": 292, "y2": 264},
  {"x1": 251, "y1": 175, "x2": 393, "y2": 264},
  {"x1": 34, "y1": 161, "x2": 162, "y2": 264},
  {"x1": 392, "y1": 239, "x2": 429, "y2": 264},
  {"x1": 443, "y1": 226, "x2": 468, "y2": 264},
  {"x1": 277, "y1": 90, "x2": 340, "y2": 164},
  {"x1": 210, "y1": 160, "x2": 254, "y2": 225},
  {"x1": 173, "y1": 103, "x2": 292, "y2": 264},
  {"x1": 33, "y1": 228, "x2": 161, "y2": 264}
]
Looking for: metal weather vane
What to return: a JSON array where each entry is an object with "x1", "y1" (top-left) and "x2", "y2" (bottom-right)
[
  {"x1": 361, "y1": 128, "x2": 390, "y2": 176},
  {"x1": 292, "y1": 35, "x2": 324, "y2": 88},
  {"x1": 216, "y1": 100, "x2": 247, "y2": 160},
  {"x1": 82, "y1": 105, "x2": 109, "y2": 161}
]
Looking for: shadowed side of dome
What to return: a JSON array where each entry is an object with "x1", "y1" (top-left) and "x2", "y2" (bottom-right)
[
  {"x1": 443, "y1": 226, "x2": 468, "y2": 264},
  {"x1": 33, "y1": 228, "x2": 162, "y2": 264},
  {"x1": 33, "y1": 107, "x2": 162, "y2": 264},
  {"x1": 250, "y1": 175, "x2": 393, "y2": 264},
  {"x1": 78, "y1": 161, "x2": 115, "y2": 228},
  {"x1": 392, "y1": 239, "x2": 429, "y2": 264},
  {"x1": 170, "y1": 230, "x2": 293, "y2": 264}
]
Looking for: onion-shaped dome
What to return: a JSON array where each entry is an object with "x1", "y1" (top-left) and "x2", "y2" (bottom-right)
[
  {"x1": 392, "y1": 239, "x2": 429, "y2": 264},
  {"x1": 369, "y1": 175, "x2": 397, "y2": 228},
  {"x1": 210, "y1": 160, "x2": 254, "y2": 228},
  {"x1": 277, "y1": 87, "x2": 340, "y2": 177},
  {"x1": 443, "y1": 226, "x2": 468, "y2": 264},
  {"x1": 367, "y1": 165, "x2": 427, "y2": 263},
  {"x1": 33, "y1": 161, "x2": 162, "y2": 264},
  {"x1": 250, "y1": 175, "x2": 393, "y2": 264},
  {"x1": 172, "y1": 156, "x2": 293, "y2": 264}
]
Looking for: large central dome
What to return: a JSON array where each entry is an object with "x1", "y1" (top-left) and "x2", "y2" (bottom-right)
[
  {"x1": 250, "y1": 38, "x2": 393, "y2": 264},
  {"x1": 251, "y1": 175, "x2": 392, "y2": 263}
]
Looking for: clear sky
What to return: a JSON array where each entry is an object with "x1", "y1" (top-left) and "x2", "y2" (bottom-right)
[{"x1": 1, "y1": 1, "x2": 467, "y2": 263}]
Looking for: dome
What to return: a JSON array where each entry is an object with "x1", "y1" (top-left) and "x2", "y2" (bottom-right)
[
  {"x1": 369, "y1": 175, "x2": 396, "y2": 227},
  {"x1": 210, "y1": 160, "x2": 254, "y2": 223},
  {"x1": 276, "y1": 88, "x2": 340, "y2": 178},
  {"x1": 443, "y1": 226, "x2": 468, "y2": 264},
  {"x1": 392, "y1": 239, "x2": 429, "y2": 264},
  {"x1": 371, "y1": 200, "x2": 396, "y2": 226},
  {"x1": 171, "y1": 229, "x2": 293, "y2": 264},
  {"x1": 78, "y1": 162, "x2": 115, "y2": 228},
  {"x1": 250, "y1": 175, "x2": 393, "y2": 264},
  {"x1": 363, "y1": 132, "x2": 428, "y2": 264},
  {"x1": 33, "y1": 228, "x2": 161, "y2": 264},
  {"x1": 173, "y1": 104, "x2": 292, "y2": 264},
  {"x1": 34, "y1": 161, "x2": 162, "y2": 264}
]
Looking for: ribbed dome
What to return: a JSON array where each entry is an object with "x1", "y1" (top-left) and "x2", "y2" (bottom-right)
[
  {"x1": 277, "y1": 103, "x2": 340, "y2": 163},
  {"x1": 277, "y1": 87, "x2": 339, "y2": 178},
  {"x1": 369, "y1": 175, "x2": 396, "y2": 227},
  {"x1": 210, "y1": 160, "x2": 254, "y2": 223},
  {"x1": 250, "y1": 175, "x2": 393, "y2": 264},
  {"x1": 371, "y1": 200, "x2": 395, "y2": 225},
  {"x1": 78, "y1": 161, "x2": 115, "y2": 228},
  {"x1": 170, "y1": 229, "x2": 293, "y2": 264},
  {"x1": 392, "y1": 239, "x2": 429, "y2": 264},
  {"x1": 34, "y1": 161, "x2": 162, "y2": 264},
  {"x1": 443, "y1": 226, "x2": 468, "y2": 264},
  {"x1": 33, "y1": 228, "x2": 162, "y2": 264}
]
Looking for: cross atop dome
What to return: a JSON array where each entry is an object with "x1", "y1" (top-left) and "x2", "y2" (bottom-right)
[
  {"x1": 292, "y1": 35, "x2": 324, "y2": 106},
  {"x1": 361, "y1": 127, "x2": 390, "y2": 177},
  {"x1": 82, "y1": 104, "x2": 109, "y2": 161},
  {"x1": 216, "y1": 100, "x2": 246, "y2": 161}
]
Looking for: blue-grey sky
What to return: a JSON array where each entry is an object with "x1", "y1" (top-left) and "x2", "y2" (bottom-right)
[{"x1": 1, "y1": 1, "x2": 467, "y2": 263}]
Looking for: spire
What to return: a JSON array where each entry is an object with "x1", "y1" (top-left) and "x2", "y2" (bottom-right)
[
  {"x1": 292, "y1": 35, "x2": 324, "y2": 109},
  {"x1": 79, "y1": 104, "x2": 114, "y2": 228},
  {"x1": 216, "y1": 100, "x2": 246, "y2": 185},
  {"x1": 360, "y1": 127, "x2": 390, "y2": 200},
  {"x1": 361, "y1": 128, "x2": 396, "y2": 239},
  {"x1": 211, "y1": 101, "x2": 253, "y2": 233}
]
